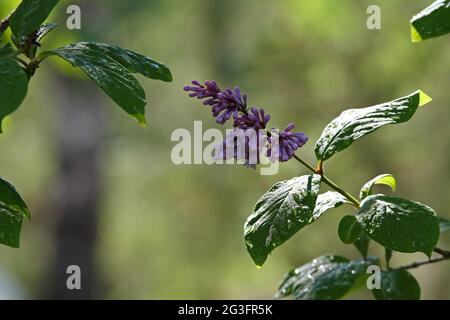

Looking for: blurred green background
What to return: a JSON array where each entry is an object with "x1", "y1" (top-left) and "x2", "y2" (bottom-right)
[{"x1": 0, "y1": 0, "x2": 449, "y2": 299}]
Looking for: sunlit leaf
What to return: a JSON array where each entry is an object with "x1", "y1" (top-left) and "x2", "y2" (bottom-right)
[
  {"x1": 411, "y1": 0, "x2": 450, "y2": 42},
  {"x1": 357, "y1": 195, "x2": 439, "y2": 256},
  {"x1": 275, "y1": 255, "x2": 378, "y2": 300},
  {"x1": 41, "y1": 43, "x2": 148, "y2": 126},
  {"x1": 311, "y1": 192, "x2": 351, "y2": 222},
  {"x1": 360, "y1": 174, "x2": 396, "y2": 200},
  {"x1": 244, "y1": 175, "x2": 321, "y2": 267},
  {"x1": 315, "y1": 90, "x2": 432, "y2": 161}
]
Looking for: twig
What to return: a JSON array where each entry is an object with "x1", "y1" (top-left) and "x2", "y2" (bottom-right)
[
  {"x1": 0, "y1": 11, "x2": 14, "y2": 34},
  {"x1": 396, "y1": 247, "x2": 450, "y2": 271},
  {"x1": 293, "y1": 154, "x2": 361, "y2": 207}
]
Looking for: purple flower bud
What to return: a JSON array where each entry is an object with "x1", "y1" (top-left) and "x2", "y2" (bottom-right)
[
  {"x1": 184, "y1": 80, "x2": 248, "y2": 125},
  {"x1": 233, "y1": 107, "x2": 271, "y2": 130},
  {"x1": 268, "y1": 124, "x2": 308, "y2": 162},
  {"x1": 184, "y1": 80, "x2": 309, "y2": 167}
]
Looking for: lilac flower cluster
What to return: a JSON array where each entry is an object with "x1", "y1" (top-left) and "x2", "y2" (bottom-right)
[
  {"x1": 184, "y1": 80, "x2": 308, "y2": 163},
  {"x1": 268, "y1": 123, "x2": 309, "y2": 162},
  {"x1": 183, "y1": 80, "x2": 247, "y2": 124}
]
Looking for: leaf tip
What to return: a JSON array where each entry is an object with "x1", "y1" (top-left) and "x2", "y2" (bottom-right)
[
  {"x1": 411, "y1": 25, "x2": 423, "y2": 43},
  {"x1": 418, "y1": 90, "x2": 432, "y2": 107},
  {"x1": 133, "y1": 114, "x2": 147, "y2": 127}
]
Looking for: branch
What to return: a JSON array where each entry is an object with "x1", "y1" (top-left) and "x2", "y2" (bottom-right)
[
  {"x1": 293, "y1": 154, "x2": 361, "y2": 207},
  {"x1": 396, "y1": 247, "x2": 450, "y2": 271},
  {"x1": 0, "y1": 9, "x2": 16, "y2": 34}
]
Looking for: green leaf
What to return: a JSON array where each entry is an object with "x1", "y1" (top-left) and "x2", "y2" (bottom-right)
[
  {"x1": 0, "y1": 177, "x2": 30, "y2": 248},
  {"x1": 0, "y1": 57, "x2": 29, "y2": 132},
  {"x1": 275, "y1": 255, "x2": 378, "y2": 300},
  {"x1": 311, "y1": 191, "x2": 351, "y2": 222},
  {"x1": 338, "y1": 215, "x2": 363, "y2": 244},
  {"x1": 77, "y1": 42, "x2": 173, "y2": 82},
  {"x1": 0, "y1": 44, "x2": 17, "y2": 58},
  {"x1": 36, "y1": 22, "x2": 58, "y2": 42},
  {"x1": 372, "y1": 270, "x2": 421, "y2": 300},
  {"x1": 41, "y1": 43, "x2": 148, "y2": 126},
  {"x1": 354, "y1": 234, "x2": 370, "y2": 258},
  {"x1": 0, "y1": 203, "x2": 24, "y2": 248},
  {"x1": 0, "y1": 178, "x2": 30, "y2": 219},
  {"x1": 314, "y1": 90, "x2": 432, "y2": 161},
  {"x1": 244, "y1": 175, "x2": 321, "y2": 267},
  {"x1": 360, "y1": 174, "x2": 397, "y2": 200},
  {"x1": 356, "y1": 195, "x2": 439, "y2": 256},
  {"x1": 411, "y1": 0, "x2": 450, "y2": 42},
  {"x1": 439, "y1": 217, "x2": 450, "y2": 233},
  {"x1": 10, "y1": 0, "x2": 59, "y2": 45}
]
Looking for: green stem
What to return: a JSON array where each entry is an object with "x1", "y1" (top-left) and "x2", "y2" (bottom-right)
[
  {"x1": 293, "y1": 154, "x2": 360, "y2": 207},
  {"x1": 14, "y1": 57, "x2": 28, "y2": 68}
]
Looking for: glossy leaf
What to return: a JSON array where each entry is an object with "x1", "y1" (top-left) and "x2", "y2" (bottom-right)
[
  {"x1": 315, "y1": 90, "x2": 432, "y2": 161},
  {"x1": 36, "y1": 22, "x2": 58, "y2": 42},
  {"x1": 311, "y1": 192, "x2": 351, "y2": 222},
  {"x1": 354, "y1": 234, "x2": 370, "y2": 258},
  {"x1": 372, "y1": 270, "x2": 421, "y2": 300},
  {"x1": 275, "y1": 255, "x2": 378, "y2": 300},
  {"x1": 0, "y1": 57, "x2": 29, "y2": 132},
  {"x1": 338, "y1": 215, "x2": 363, "y2": 244},
  {"x1": 10, "y1": 0, "x2": 59, "y2": 45},
  {"x1": 77, "y1": 42, "x2": 173, "y2": 82},
  {"x1": 42, "y1": 43, "x2": 148, "y2": 126},
  {"x1": 411, "y1": 0, "x2": 450, "y2": 42},
  {"x1": 356, "y1": 195, "x2": 439, "y2": 256},
  {"x1": 0, "y1": 178, "x2": 30, "y2": 248},
  {"x1": 244, "y1": 175, "x2": 321, "y2": 267},
  {"x1": 439, "y1": 217, "x2": 450, "y2": 233},
  {"x1": 360, "y1": 174, "x2": 396, "y2": 200},
  {"x1": 0, "y1": 44, "x2": 17, "y2": 58}
]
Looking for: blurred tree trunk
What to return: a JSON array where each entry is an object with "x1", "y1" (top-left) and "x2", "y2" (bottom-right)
[{"x1": 44, "y1": 75, "x2": 104, "y2": 299}]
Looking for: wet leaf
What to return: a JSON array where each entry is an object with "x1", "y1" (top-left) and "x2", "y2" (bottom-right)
[
  {"x1": 356, "y1": 195, "x2": 439, "y2": 256},
  {"x1": 244, "y1": 175, "x2": 321, "y2": 267},
  {"x1": 41, "y1": 43, "x2": 148, "y2": 126},
  {"x1": 338, "y1": 215, "x2": 363, "y2": 244},
  {"x1": 275, "y1": 255, "x2": 378, "y2": 300},
  {"x1": 10, "y1": 0, "x2": 59, "y2": 45},
  {"x1": 372, "y1": 270, "x2": 420, "y2": 300},
  {"x1": 354, "y1": 234, "x2": 370, "y2": 258},
  {"x1": 0, "y1": 57, "x2": 29, "y2": 132},
  {"x1": 0, "y1": 177, "x2": 30, "y2": 248},
  {"x1": 315, "y1": 90, "x2": 432, "y2": 161},
  {"x1": 80, "y1": 42, "x2": 172, "y2": 82},
  {"x1": 36, "y1": 22, "x2": 58, "y2": 42},
  {"x1": 411, "y1": 0, "x2": 450, "y2": 42},
  {"x1": 0, "y1": 44, "x2": 17, "y2": 58},
  {"x1": 311, "y1": 192, "x2": 351, "y2": 222}
]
